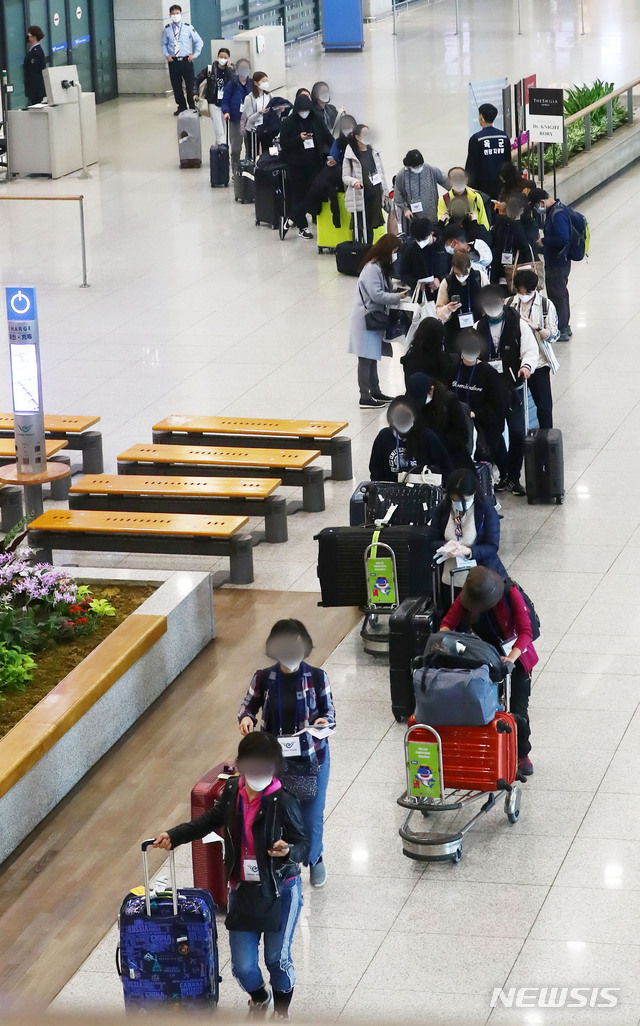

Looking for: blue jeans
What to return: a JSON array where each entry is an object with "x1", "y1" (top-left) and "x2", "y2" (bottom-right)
[
  {"x1": 301, "y1": 747, "x2": 330, "y2": 866},
  {"x1": 228, "y1": 877, "x2": 302, "y2": 996}
]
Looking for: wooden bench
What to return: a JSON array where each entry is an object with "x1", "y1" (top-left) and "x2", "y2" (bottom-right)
[
  {"x1": 0, "y1": 439, "x2": 70, "y2": 501},
  {"x1": 152, "y1": 416, "x2": 352, "y2": 481},
  {"x1": 69, "y1": 474, "x2": 288, "y2": 544},
  {"x1": 28, "y1": 509, "x2": 255, "y2": 585},
  {"x1": 117, "y1": 444, "x2": 325, "y2": 513},
  {"x1": 0, "y1": 414, "x2": 104, "y2": 474}
]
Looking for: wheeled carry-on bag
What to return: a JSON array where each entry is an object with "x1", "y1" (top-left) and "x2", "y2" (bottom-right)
[
  {"x1": 318, "y1": 192, "x2": 385, "y2": 254},
  {"x1": 522, "y1": 381, "x2": 564, "y2": 505},
  {"x1": 177, "y1": 110, "x2": 202, "y2": 169},
  {"x1": 209, "y1": 122, "x2": 230, "y2": 188},
  {"x1": 389, "y1": 594, "x2": 437, "y2": 721},
  {"x1": 191, "y1": 762, "x2": 236, "y2": 909},
  {"x1": 432, "y1": 712, "x2": 518, "y2": 790},
  {"x1": 350, "y1": 477, "x2": 444, "y2": 527},
  {"x1": 255, "y1": 153, "x2": 287, "y2": 232},
  {"x1": 117, "y1": 839, "x2": 219, "y2": 1010},
  {"x1": 234, "y1": 131, "x2": 256, "y2": 204},
  {"x1": 315, "y1": 525, "x2": 433, "y2": 607},
  {"x1": 335, "y1": 201, "x2": 371, "y2": 276}
]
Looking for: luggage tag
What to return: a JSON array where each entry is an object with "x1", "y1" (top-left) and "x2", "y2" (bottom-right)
[
  {"x1": 243, "y1": 859, "x2": 261, "y2": 882},
  {"x1": 410, "y1": 201, "x2": 423, "y2": 213},
  {"x1": 458, "y1": 312, "x2": 474, "y2": 329},
  {"x1": 369, "y1": 172, "x2": 382, "y2": 186},
  {"x1": 278, "y1": 735, "x2": 302, "y2": 758},
  {"x1": 501, "y1": 251, "x2": 513, "y2": 264},
  {"x1": 489, "y1": 359, "x2": 503, "y2": 373},
  {"x1": 303, "y1": 137, "x2": 315, "y2": 149}
]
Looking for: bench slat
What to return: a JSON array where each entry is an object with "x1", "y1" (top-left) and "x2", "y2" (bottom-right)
[
  {"x1": 70, "y1": 474, "x2": 282, "y2": 499},
  {"x1": 152, "y1": 416, "x2": 348, "y2": 439},
  {"x1": 118, "y1": 444, "x2": 320, "y2": 470},
  {"x1": 0, "y1": 439, "x2": 68, "y2": 459},
  {"x1": 0, "y1": 414, "x2": 100, "y2": 433},
  {"x1": 29, "y1": 509, "x2": 248, "y2": 538}
]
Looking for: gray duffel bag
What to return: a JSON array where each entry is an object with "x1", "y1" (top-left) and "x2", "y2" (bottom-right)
[{"x1": 413, "y1": 664, "x2": 499, "y2": 726}]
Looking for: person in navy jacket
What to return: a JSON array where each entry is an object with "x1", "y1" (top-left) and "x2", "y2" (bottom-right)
[
  {"x1": 540, "y1": 192, "x2": 573, "y2": 340},
  {"x1": 222, "y1": 58, "x2": 252, "y2": 170},
  {"x1": 24, "y1": 26, "x2": 46, "y2": 105},
  {"x1": 427, "y1": 468, "x2": 506, "y2": 584},
  {"x1": 465, "y1": 103, "x2": 510, "y2": 202}
]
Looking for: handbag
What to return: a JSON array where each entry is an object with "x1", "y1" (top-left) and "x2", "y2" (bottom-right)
[
  {"x1": 386, "y1": 305, "x2": 415, "y2": 340},
  {"x1": 225, "y1": 882, "x2": 283, "y2": 932},
  {"x1": 280, "y1": 756, "x2": 319, "y2": 800},
  {"x1": 504, "y1": 248, "x2": 546, "y2": 293}
]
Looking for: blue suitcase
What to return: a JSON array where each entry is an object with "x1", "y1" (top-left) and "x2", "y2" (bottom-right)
[{"x1": 117, "y1": 839, "x2": 220, "y2": 1011}]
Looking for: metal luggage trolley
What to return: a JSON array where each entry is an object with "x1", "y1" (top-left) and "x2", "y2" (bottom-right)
[
  {"x1": 361, "y1": 531, "x2": 399, "y2": 657},
  {"x1": 396, "y1": 670, "x2": 522, "y2": 864}
]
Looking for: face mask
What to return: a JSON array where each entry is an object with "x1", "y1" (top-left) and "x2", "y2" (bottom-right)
[
  {"x1": 299, "y1": 109, "x2": 310, "y2": 119},
  {"x1": 218, "y1": 57, "x2": 228, "y2": 66},
  {"x1": 359, "y1": 133, "x2": 370, "y2": 145},
  {"x1": 410, "y1": 165, "x2": 424, "y2": 174},
  {"x1": 417, "y1": 237, "x2": 432, "y2": 249},
  {"x1": 260, "y1": 80, "x2": 270, "y2": 92},
  {"x1": 281, "y1": 659, "x2": 302, "y2": 673},
  {"x1": 451, "y1": 500, "x2": 465, "y2": 512},
  {"x1": 391, "y1": 251, "x2": 398, "y2": 262},
  {"x1": 537, "y1": 203, "x2": 546, "y2": 215},
  {"x1": 319, "y1": 90, "x2": 330, "y2": 103},
  {"x1": 485, "y1": 305, "x2": 503, "y2": 319},
  {"x1": 170, "y1": 12, "x2": 181, "y2": 22},
  {"x1": 462, "y1": 349, "x2": 480, "y2": 361},
  {"x1": 445, "y1": 244, "x2": 456, "y2": 255},
  {"x1": 238, "y1": 67, "x2": 250, "y2": 79},
  {"x1": 520, "y1": 292, "x2": 535, "y2": 302},
  {"x1": 394, "y1": 418, "x2": 414, "y2": 434},
  {"x1": 451, "y1": 179, "x2": 466, "y2": 192},
  {"x1": 341, "y1": 127, "x2": 352, "y2": 137},
  {"x1": 455, "y1": 273, "x2": 469, "y2": 283},
  {"x1": 244, "y1": 773, "x2": 273, "y2": 792}
]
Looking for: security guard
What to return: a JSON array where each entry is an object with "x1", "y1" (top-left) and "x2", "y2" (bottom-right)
[
  {"x1": 465, "y1": 103, "x2": 510, "y2": 203},
  {"x1": 161, "y1": 5, "x2": 203, "y2": 115}
]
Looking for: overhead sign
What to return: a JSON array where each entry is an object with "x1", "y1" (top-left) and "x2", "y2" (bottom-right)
[
  {"x1": 468, "y1": 77, "x2": 508, "y2": 137},
  {"x1": 528, "y1": 87, "x2": 565, "y2": 143},
  {"x1": 6, "y1": 287, "x2": 46, "y2": 474}
]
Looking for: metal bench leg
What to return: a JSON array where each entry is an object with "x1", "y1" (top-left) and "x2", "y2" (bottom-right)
[
  {"x1": 264, "y1": 495, "x2": 288, "y2": 544},
  {"x1": 229, "y1": 533, "x2": 254, "y2": 584},
  {"x1": 50, "y1": 455, "x2": 72, "y2": 501},
  {"x1": 302, "y1": 467, "x2": 325, "y2": 512},
  {"x1": 330, "y1": 436, "x2": 353, "y2": 481},
  {"x1": 82, "y1": 431, "x2": 104, "y2": 473},
  {"x1": 1, "y1": 487, "x2": 24, "y2": 533}
]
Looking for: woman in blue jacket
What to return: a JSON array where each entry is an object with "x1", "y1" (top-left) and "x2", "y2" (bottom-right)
[
  {"x1": 221, "y1": 59, "x2": 252, "y2": 170},
  {"x1": 428, "y1": 468, "x2": 505, "y2": 602}
]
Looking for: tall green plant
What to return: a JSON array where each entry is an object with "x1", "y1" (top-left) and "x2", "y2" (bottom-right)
[{"x1": 528, "y1": 79, "x2": 628, "y2": 174}]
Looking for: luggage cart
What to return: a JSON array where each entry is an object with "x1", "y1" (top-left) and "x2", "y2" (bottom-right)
[
  {"x1": 361, "y1": 532, "x2": 399, "y2": 657},
  {"x1": 396, "y1": 671, "x2": 522, "y2": 863}
]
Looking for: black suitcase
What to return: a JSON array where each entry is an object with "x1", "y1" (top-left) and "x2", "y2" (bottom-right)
[
  {"x1": 315, "y1": 525, "x2": 433, "y2": 607},
  {"x1": 350, "y1": 480, "x2": 443, "y2": 527},
  {"x1": 234, "y1": 158, "x2": 255, "y2": 203},
  {"x1": 336, "y1": 202, "x2": 369, "y2": 276},
  {"x1": 389, "y1": 595, "x2": 437, "y2": 721},
  {"x1": 255, "y1": 159, "x2": 287, "y2": 231},
  {"x1": 210, "y1": 126, "x2": 230, "y2": 188},
  {"x1": 524, "y1": 428, "x2": 564, "y2": 504},
  {"x1": 474, "y1": 460, "x2": 494, "y2": 503}
]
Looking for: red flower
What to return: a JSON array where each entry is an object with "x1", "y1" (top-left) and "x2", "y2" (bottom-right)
[{"x1": 77, "y1": 617, "x2": 88, "y2": 625}]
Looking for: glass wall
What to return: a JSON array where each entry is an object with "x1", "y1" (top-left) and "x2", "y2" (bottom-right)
[
  {"x1": 192, "y1": 0, "x2": 320, "y2": 42},
  {"x1": 0, "y1": 0, "x2": 117, "y2": 107}
]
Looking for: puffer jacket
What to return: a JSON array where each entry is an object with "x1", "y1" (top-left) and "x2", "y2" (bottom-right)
[{"x1": 342, "y1": 143, "x2": 389, "y2": 214}]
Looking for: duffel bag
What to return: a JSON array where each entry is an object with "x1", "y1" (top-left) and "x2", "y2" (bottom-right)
[
  {"x1": 420, "y1": 630, "x2": 505, "y2": 682},
  {"x1": 413, "y1": 664, "x2": 499, "y2": 726}
]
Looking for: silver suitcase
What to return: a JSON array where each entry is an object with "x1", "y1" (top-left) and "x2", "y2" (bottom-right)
[{"x1": 178, "y1": 110, "x2": 202, "y2": 168}]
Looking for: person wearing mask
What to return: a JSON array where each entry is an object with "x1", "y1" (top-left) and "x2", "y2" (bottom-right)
[
  {"x1": 497, "y1": 161, "x2": 530, "y2": 205},
  {"x1": 222, "y1": 59, "x2": 252, "y2": 170},
  {"x1": 193, "y1": 48, "x2": 234, "y2": 146},
  {"x1": 152, "y1": 731, "x2": 308, "y2": 1018},
  {"x1": 540, "y1": 193, "x2": 573, "y2": 341},
  {"x1": 437, "y1": 168, "x2": 490, "y2": 230},
  {"x1": 394, "y1": 149, "x2": 449, "y2": 231},
  {"x1": 161, "y1": 5, "x2": 203, "y2": 115},
  {"x1": 506, "y1": 269, "x2": 559, "y2": 429},
  {"x1": 348, "y1": 234, "x2": 408, "y2": 408},
  {"x1": 475, "y1": 285, "x2": 538, "y2": 495},
  {"x1": 238, "y1": 618, "x2": 335, "y2": 889},
  {"x1": 490, "y1": 193, "x2": 539, "y2": 289},
  {"x1": 436, "y1": 251, "x2": 487, "y2": 351},
  {"x1": 465, "y1": 104, "x2": 510, "y2": 203},
  {"x1": 406, "y1": 373, "x2": 475, "y2": 471},
  {"x1": 342, "y1": 124, "x2": 390, "y2": 244},
  {"x1": 24, "y1": 26, "x2": 46, "y2": 106},
  {"x1": 440, "y1": 566, "x2": 538, "y2": 776},
  {"x1": 428, "y1": 469, "x2": 506, "y2": 595},
  {"x1": 369, "y1": 396, "x2": 453, "y2": 482},
  {"x1": 398, "y1": 217, "x2": 440, "y2": 302},
  {"x1": 436, "y1": 224, "x2": 492, "y2": 280},
  {"x1": 281, "y1": 94, "x2": 333, "y2": 240},
  {"x1": 401, "y1": 317, "x2": 453, "y2": 386},
  {"x1": 241, "y1": 72, "x2": 275, "y2": 153},
  {"x1": 311, "y1": 81, "x2": 339, "y2": 135},
  {"x1": 526, "y1": 186, "x2": 548, "y2": 240},
  {"x1": 442, "y1": 201, "x2": 493, "y2": 271},
  {"x1": 449, "y1": 327, "x2": 508, "y2": 466},
  {"x1": 329, "y1": 113, "x2": 357, "y2": 165}
]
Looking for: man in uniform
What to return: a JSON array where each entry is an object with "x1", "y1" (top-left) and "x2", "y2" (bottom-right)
[
  {"x1": 465, "y1": 103, "x2": 510, "y2": 202},
  {"x1": 161, "y1": 5, "x2": 203, "y2": 115}
]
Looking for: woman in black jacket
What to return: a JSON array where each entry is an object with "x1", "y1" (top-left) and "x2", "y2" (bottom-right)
[
  {"x1": 369, "y1": 396, "x2": 453, "y2": 482},
  {"x1": 24, "y1": 26, "x2": 46, "y2": 105},
  {"x1": 154, "y1": 732, "x2": 308, "y2": 1018},
  {"x1": 398, "y1": 216, "x2": 440, "y2": 297},
  {"x1": 490, "y1": 193, "x2": 539, "y2": 287},
  {"x1": 401, "y1": 317, "x2": 454, "y2": 386},
  {"x1": 310, "y1": 81, "x2": 339, "y2": 138},
  {"x1": 280, "y1": 93, "x2": 333, "y2": 239},
  {"x1": 406, "y1": 372, "x2": 474, "y2": 471},
  {"x1": 193, "y1": 47, "x2": 235, "y2": 146}
]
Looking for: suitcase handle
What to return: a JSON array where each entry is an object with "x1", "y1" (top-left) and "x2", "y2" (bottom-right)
[
  {"x1": 141, "y1": 838, "x2": 178, "y2": 917},
  {"x1": 115, "y1": 945, "x2": 122, "y2": 977}
]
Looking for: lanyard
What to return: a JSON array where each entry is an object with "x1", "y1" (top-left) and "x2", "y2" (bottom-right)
[
  {"x1": 453, "y1": 512, "x2": 463, "y2": 541},
  {"x1": 238, "y1": 793, "x2": 252, "y2": 858},
  {"x1": 275, "y1": 665, "x2": 301, "y2": 736}
]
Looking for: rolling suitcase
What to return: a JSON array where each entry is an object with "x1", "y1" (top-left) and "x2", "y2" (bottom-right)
[
  {"x1": 315, "y1": 525, "x2": 433, "y2": 607},
  {"x1": 191, "y1": 762, "x2": 236, "y2": 909},
  {"x1": 209, "y1": 122, "x2": 230, "y2": 188},
  {"x1": 523, "y1": 382, "x2": 564, "y2": 505},
  {"x1": 117, "y1": 840, "x2": 219, "y2": 1010},
  {"x1": 234, "y1": 132, "x2": 256, "y2": 204},
  {"x1": 255, "y1": 154, "x2": 287, "y2": 232},
  {"x1": 435, "y1": 712, "x2": 517, "y2": 790},
  {"x1": 177, "y1": 110, "x2": 202, "y2": 169},
  {"x1": 389, "y1": 595, "x2": 437, "y2": 721},
  {"x1": 350, "y1": 479, "x2": 443, "y2": 527},
  {"x1": 336, "y1": 201, "x2": 370, "y2": 276},
  {"x1": 474, "y1": 460, "x2": 494, "y2": 503},
  {"x1": 318, "y1": 192, "x2": 386, "y2": 254}
]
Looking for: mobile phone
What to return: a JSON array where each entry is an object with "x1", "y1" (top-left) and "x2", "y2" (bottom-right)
[{"x1": 450, "y1": 294, "x2": 461, "y2": 304}]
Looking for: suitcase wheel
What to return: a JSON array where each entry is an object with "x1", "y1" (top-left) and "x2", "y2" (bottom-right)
[
  {"x1": 451, "y1": 847, "x2": 462, "y2": 864},
  {"x1": 555, "y1": 495, "x2": 563, "y2": 505},
  {"x1": 504, "y1": 786, "x2": 521, "y2": 824},
  {"x1": 255, "y1": 218, "x2": 260, "y2": 225}
]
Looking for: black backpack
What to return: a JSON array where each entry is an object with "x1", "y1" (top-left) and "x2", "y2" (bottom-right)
[{"x1": 504, "y1": 578, "x2": 540, "y2": 642}]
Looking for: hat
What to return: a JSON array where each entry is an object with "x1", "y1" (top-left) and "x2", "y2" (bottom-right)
[
  {"x1": 406, "y1": 372, "x2": 433, "y2": 406},
  {"x1": 294, "y1": 94, "x2": 313, "y2": 113},
  {"x1": 459, "y1": 567, "x2": 505, "y2": 615}
]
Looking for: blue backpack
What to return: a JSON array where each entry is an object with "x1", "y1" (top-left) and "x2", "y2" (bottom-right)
[{"x1": 552, "y1": 202, "x2": 590, "y2": 262}]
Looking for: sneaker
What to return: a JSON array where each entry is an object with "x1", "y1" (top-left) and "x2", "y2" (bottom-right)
[
  {"x1": 272, "y1": 1014, "x2": 289, "y2": 1022},
  {"x1": 495, "y1": 477, "x2": 508, "y2": 492},
  {"x1": 557, "y1": 331, "x2": 571, "y2": 342},
  {"x1": 249, "y1": 992, "x2": 274, "y2": 1017},
  {"x1": 518, "y1": 756, "x2": 534, "y2": 776},
  {"x1": 507, "y1": 479, "x2": 526, "y2": 496},
  {"x1": 310, "y1": 857, "x2": 327, "y2": 888},
  {"x1": 281, "y1": 219, "x2": 292, "y2": 239},
  {"x1": 566, "y1": 325, "x2": 573, "y2": 337},
  {"x1": 359, "y1": 397, "x2": 387, "y2": 409},
  {"x1": 298, "y1": 228, "x2": 313, "y2": 240},
  {"x1": 372, "y1": 393, "x2": 394, "y2": 403}
]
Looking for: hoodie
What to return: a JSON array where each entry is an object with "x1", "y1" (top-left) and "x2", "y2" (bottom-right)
[{"x1": 279, "y1": 95, "x2": 332, "y2": 168}]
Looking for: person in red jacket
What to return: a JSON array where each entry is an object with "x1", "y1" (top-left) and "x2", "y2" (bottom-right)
[{"x1": 440, "y1": 565, "x2": 537, "y2": 776}]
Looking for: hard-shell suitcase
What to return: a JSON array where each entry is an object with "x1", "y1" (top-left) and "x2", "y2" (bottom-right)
[
  {"x1": 117, "y1": 840, "x2": 219, "y2": 1010},
  {"x1": 350, "y1": 480, "x2": 443, "y2": 527},
  {"x1": 255, "y1": 157, "x2": 287, "y2": 231},
  {"x1": 234, "y1": 132, "x2": 255, "y2": 203},
  {"x1": 209, "y1": 123, "x2": 230, "y2": 187},
  {"x1": 318, "y1": 192, "x2": 385, "y2": 254},
  {"x1": 409, "y1": 712, "x2": 517, "y2": 791},
  {"x1": 336, "y1": 201, "x2": 370, "y2": 276},
  {"x1": 315, "y1": 525, "x2": 433, "y2": 607},
  {"x1": 523, "y1": 383, "x2": 564, "y2": 505},
  {"x1": 191, "y1": 762, "x2": 236, "y2": 909},
  {"x1": 474, "y1": 460, "x2": 494, "y2": 503},
  {"x1": 389, "y1": 595, "x2": 437, "y2": 721},
  {"x1": 177, "y1": 110, "x2": 202, "y2": 169}
]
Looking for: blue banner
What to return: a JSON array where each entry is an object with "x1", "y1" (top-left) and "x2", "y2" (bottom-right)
[
  {"x1": 72, "y1": 34, "x2": 91, "y2": 46},
  {"x1": 51, "y1": 41, "x2": 68, "y2": 53}
]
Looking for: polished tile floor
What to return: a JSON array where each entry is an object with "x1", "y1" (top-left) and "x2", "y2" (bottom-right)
[{"x1": 4, "y1": 0, "x2": 640, "y2": 1021}]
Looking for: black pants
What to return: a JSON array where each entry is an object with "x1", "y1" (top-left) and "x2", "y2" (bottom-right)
[
  {"x1": 497, "y1": 387, "x2": 525, "y2": 482},
  {"x1": 287, "y1": 163, "x2": 320, "y2": 230},
  {"x1": 169, "y1": 58, "x2": 195, "y2": 110},
  {"x1": 546, "y1": 263, "x2": 571, "y2": 332},
  {"x1": 511, "y1": 661, "x2": 532, "y2": 758},
  {"x1": 357, "y1": 357, "x2": 381, "y2": 400},
  {"x1": 528, "y1": 366, "x2": 553, "y2": 429}
]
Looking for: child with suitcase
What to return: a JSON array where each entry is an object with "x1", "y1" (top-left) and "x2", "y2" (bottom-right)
[{"x1": 153, "y1": 732, "x2": 308, "y2": 1018}]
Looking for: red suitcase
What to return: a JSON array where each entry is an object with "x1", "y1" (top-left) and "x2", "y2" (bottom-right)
[
  {"x1": 410, "y1": 713, "x2": 517, "y2": 791},
  {"x1": 191, "y1": 762, "x2": 236, "y2": 909}
]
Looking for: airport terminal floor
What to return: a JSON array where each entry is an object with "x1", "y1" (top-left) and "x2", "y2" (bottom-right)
[{"x1": 2, "y1": 0, "x2": 640, "y2": 1023}]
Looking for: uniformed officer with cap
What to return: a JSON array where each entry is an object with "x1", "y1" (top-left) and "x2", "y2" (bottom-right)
[{"x1": 161, "y1": 4, "x2": 203, "y2": 115}]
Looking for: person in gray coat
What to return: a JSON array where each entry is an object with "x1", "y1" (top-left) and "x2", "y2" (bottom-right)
[{"x1": 348, "y1": 234, "x2": 409, "y2": 408}]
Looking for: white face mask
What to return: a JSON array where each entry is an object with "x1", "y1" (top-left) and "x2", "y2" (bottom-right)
[
  {"x1": 485, "y1": 305, "x2": 503, "y2": 319},
  {"x1": 417, "y1": 238, "x2": 432, "y2": 249},
  {"x1": 391, "y1": 251, "x2": 398, "y2": 262},
  {"x1": 455, "y1": 273, "x2": 469, "y2": 283},
  {"x1": 451, "y1": 179, "x2": 466, "y2": 192},
  {"x1": 445, "y1": 244, "x2": 456, "y2": 255},
  {"x1": 520, "y1": 292, "x2": 535, "y2": 302},
  {"x1": 318, "y1": 90, "x2": 330, "y2": 103},
  {"x1": 451, "y1": 496, "x2": 474, "y2": 512},
  {"x1": 260, "y1": 80, "x2": 270, "y2": 92},
  {"x1": 217, "y1": 57, "x2": 228, "y2": 66},
  {"x1": 462, "y1": 349, "x2": 480, "y2": 361},
  {"x1": 170, "y1": 12, "x2": 182, "y2": 22},
  {"x1": 410, "y1": 165, "x2": 424, "y2": 174},
  {"x1": 299, "y1": 110, "x2": 310, "y2": 119},
  {"x1": 393, "y1": 417, "x2": 414, "y2": 434},
  {"x1": 244, "y1": 773, "x2": 273, "y2": 792},
  {"x1": 359, "y1": 133, "x2": 371, "y2": 145}
]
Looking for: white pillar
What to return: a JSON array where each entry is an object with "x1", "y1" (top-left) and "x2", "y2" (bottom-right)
[{"x1": 114, "y1": 0, "x2": 192, "y2": 95}]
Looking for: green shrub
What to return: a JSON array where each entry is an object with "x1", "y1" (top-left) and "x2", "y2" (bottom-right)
[
  {"x1": 0, "y1": 644, "x2": 37, "y2": 699},
  {"x1": 528, "y1": 79, "x2": 628, "y2": 174}
]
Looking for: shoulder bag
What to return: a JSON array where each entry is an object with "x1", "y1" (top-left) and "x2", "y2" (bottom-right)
[{"x1": 225, "y1": 883, "x2": 283, "y2": 932}]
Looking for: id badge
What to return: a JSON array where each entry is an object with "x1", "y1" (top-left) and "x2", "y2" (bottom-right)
[
  {"x1": 243, "y1": 859, "x2": 261, "y2": 882},
  {"x1": 217, "y1": 88, "x2": 224, "y2": 100},
  {"x1": 458, "y1": 312, "x2": 474, "y2": 328},
  {"x1": 501, "y1": 251, "x2": 513, "y2": 265},
  {"x1": 254, "y1": 114, "x2": 263, "y2": 127},
  {"x1": 278, "y1": 735, "x2": 302, "y2": 758},
  {"x1": 370, "y1": 172, "x2": 382, "y2": 186},
  {"x1": 303, "y1": 137, "x2": 315, "y2": 149},
  {"x1": 410, "y1": 201, "x2": 423, "y2": 213},
  {"x1": 489, "y1": 359, "x2": 503, "y2": 374},
  {"x1": 502, "y1": 636, "x2": 517, "y2": 657}
]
